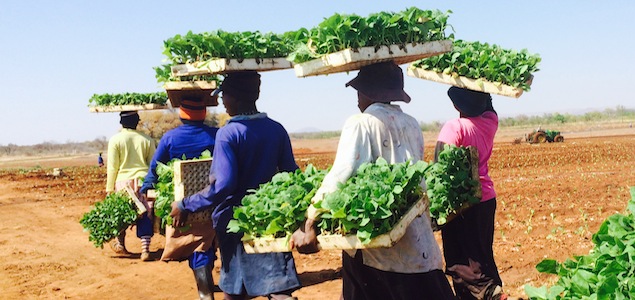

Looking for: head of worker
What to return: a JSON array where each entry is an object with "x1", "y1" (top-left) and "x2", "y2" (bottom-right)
[
  {"x1": 447, "y1": 86, "x2": 495, "y2": 118},
  {"x1": 119, "y1": 111, "x2": 140, "y2": 129},
  {"x1": 213, "y1": 71, "x2": 261, "y2": 116},
  {"x1": 179, "y1": 96, "x2": 207, "y2": 123},
  {"x1": 345, "y1": 61, "x2": 411, "y2": 113}
]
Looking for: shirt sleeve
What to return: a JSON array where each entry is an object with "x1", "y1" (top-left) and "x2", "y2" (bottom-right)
[
  {"x1": 106, "y1": 138, "x2": 119, "y2": 192},
  {"x1": 140, "y1": 137, "x2": 170, "y2": 194},
  {"x1": 180, "y1": 136, "x2": 237, "y2": 213},
  {"x1": 146, "y1": 138, "x2": 157, "y2": 166},
  {"x1": 437, "y1": 119, "x2": 462, "y2": 146},
  {"x1": 307, "y1": 115, "x2": 372, "y2": 219},
  {"x1": 278, "y1": 127, "x2": 299, "y2": 172}
]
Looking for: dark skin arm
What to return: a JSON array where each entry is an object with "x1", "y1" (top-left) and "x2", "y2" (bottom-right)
[
  {"x1": 169, "y1": 201, "x2": 189, "y2": 228},
  {"x1": 433, "y1": 141, "x2": 447, "y2": 163},
  {"x1": 290, "y1": 218, "x2": 320, "y2": 254}
]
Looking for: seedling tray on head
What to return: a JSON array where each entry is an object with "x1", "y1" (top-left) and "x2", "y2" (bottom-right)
[
  {"x1": 431, "y1": 146, "x2": 482, "y2": 231},
  {"x1": 89, "y1": 103, "x2": 168, "y2": 113},
  {"x1": 407, "y1": 67, "x2": 533, "y2": 98},
  {"x1": 293, "y1": 40, "x2": 452, "y2": 78},
  {"x1": 171, "y1": 58, "x2": 293, "y2": 77},
  {"x1": 164, "y1": 81, "x2": 218, "y2": 108},
  {"x1": 242, "y1": 195, "x2": 428, "y2": 253}
]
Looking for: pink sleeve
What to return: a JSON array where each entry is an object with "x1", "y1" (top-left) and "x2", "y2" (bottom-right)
[{"x1": 437, "y1": 119, "x2": 462, "y2": 145}]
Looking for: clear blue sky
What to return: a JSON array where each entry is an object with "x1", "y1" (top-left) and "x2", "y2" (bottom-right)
[{"x1": 1, "y1": 1, "x2": 633, "y2": 146}]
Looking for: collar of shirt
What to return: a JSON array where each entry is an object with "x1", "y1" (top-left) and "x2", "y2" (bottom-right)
[
  {"x1": 366, "y1": 102, "x2": 402, "y2": 113},
  {"x1": 229, "y1": 112, "x2": 268, "y2": 122}
]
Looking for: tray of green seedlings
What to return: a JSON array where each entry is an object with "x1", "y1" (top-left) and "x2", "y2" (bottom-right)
[
  {"x1": 426, "y1": 145, "x2": 481, "y2": 231},
  {"x1": 288, "y1": 7, "x2": 453, "y2": 77},
  {"x1": 88, "y1": 92, "x2": 168, "y2": 112},
  {"x1": 153, "y1": 150, "x2": 212, "y2": 231},
  {"x1": 408, "y1": 39, "x2": 541, "y2": 98},
  {"x1": 313, "y1": 158, "x2": 429, "y2": 250},
  {"x1": 159, "y1": 30, "x2": 298, "y2": 77},
  {"x1": 227, "y1": 165, "x2": 327, "y2": 253}
]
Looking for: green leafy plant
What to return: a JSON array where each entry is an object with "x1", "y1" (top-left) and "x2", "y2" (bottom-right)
[
  {"x1": 426, "y1": 145, "x2": 481, "y2": 226},
  {"x1": 156, "y1": 29, "x2": 303, "y2": 83},
  {"x1": 79, "y1": 191, "x2": 138, "y2": 248},
  {"x1": 161, "y1": 29, "x2": 301, "y2": 64},
  {"x1": 524, "y1": 187, "x2": 635, "y2": 299},
  {"x1": 88, "y1": 92, "x2": 168, "y2": 107},
  {"x1": 153, "y1": 150, "x2": 212, "y2": 229},
  {"x1": 287, "y1": 7, "x2": 452, "y2": 63},
  {"x1": 411, "y1": 39, "x2": 541, "y2": 91},
  {"x1": 227, "y1": 164, "x2": 327, "y2": 239},
  {"x1": 315, "y1": 158, "x2": 427, "y2": 244}
]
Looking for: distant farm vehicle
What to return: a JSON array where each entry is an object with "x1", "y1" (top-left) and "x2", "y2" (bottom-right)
[{"x1": 525, "y1": 129, "x2": 564, "y2": 144}]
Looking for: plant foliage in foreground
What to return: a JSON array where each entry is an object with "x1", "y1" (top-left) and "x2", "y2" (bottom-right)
[
  {"x1": 411, "y1": 39, "x2": 541, "y2": 91},
  {"x1": 524, "y1": 187, "x2": 635, "y2": 299},
  {"x1": 88, "y1": 92, "x2": 168, "y2": 107},
  {"x1": 80, "y1": 191, "x2": 138, "y2": 248}
]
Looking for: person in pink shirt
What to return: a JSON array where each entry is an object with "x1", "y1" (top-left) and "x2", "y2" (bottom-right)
[{"x1": 435, "y1": 87, "x2": 506, "y2": 300}]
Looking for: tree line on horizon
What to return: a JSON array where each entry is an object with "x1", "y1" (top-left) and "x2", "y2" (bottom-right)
[{"x1": 0, "y1": 106, "x2": 633, "y2": 157}]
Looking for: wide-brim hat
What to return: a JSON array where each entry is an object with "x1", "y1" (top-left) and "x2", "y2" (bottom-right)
[
  {"x1": 345, "y1": 61, "x2": 411, "y2": 103},
  {"x1": 447, "y1": 86, "x2": 491, "y2": 117}
]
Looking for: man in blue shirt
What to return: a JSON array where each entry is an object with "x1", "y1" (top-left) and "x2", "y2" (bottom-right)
[
  {"x1": 170, "y1": 71, "x2": 300, "y2": 300},
  {"x1": 138, "y1": 98, "x2": 218, "y2": 299}
]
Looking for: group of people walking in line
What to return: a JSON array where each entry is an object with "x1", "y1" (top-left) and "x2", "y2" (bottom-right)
[{"x1": 104, "y1": 61, "x2": 505, "y2": 300}]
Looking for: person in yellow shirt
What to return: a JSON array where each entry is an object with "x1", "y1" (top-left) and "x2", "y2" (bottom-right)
[{"x1": 106, "y1": 111, "x2": 156, "y2": 260}]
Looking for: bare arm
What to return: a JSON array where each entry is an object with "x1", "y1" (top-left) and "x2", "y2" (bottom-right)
[{"x1": 433, "y1": 141, "x2": 446, "y2": 163}]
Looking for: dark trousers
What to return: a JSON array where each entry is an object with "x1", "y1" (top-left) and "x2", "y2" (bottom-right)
[
  {"x1": 441, "y1": 199, "x2": 501, "y2": 299},
  {"x1": 135, "y1": 212, "x2": 154, "y2": 238},
  {"x1": 342, "y1": 250, "x2": 456, "y2": 300}
]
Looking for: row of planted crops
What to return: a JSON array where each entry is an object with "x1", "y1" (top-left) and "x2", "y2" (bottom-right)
[{"x1": 80, "y1": 6, "x2": 635, "y2": 299}]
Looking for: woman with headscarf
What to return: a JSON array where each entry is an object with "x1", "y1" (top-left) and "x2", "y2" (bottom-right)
[
  {"x1": 435, "y1": 87, "x2": 506, "y2": 300},
  {"x1": 292, "y1": 61, "x2": 456, "y2": 300},
  {"x1": 170, "y1": 71, "x2": 301, "y2": 300},
  {"x1": 106, "y1": 111, "x2": 156, "y2": 257}
]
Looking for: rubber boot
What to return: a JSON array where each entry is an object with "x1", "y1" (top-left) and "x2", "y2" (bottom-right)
[{"x1": 193, "y1": 264, "x2": 215, "y2": 300}]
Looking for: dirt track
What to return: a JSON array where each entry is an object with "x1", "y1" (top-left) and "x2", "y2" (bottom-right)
[{"x1": 1, "y1": 127, "x2": 634, "y2": 299}]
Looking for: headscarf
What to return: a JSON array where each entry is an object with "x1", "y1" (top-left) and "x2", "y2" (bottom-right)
[
  {"x1": 119, "y1": 111, "x2": 139, "y2": 129},
  {"x1": 447, "y1": 87, "x2": 492, "y2": 117}
]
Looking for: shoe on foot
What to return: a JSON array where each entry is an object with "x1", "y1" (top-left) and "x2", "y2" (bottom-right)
[
  {"x1": 109, "y1": 239, "x2": 130, "y2": 255},
  {"x1": 140, "y1": 251, "x2": 151, "y2": 261}
]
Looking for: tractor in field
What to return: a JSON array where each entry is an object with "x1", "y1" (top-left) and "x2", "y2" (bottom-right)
[{"x1": 525, "y1": 129, "x2": 564, "y2": 144}]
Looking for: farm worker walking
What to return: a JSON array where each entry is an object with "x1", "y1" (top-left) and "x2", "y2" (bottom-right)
[
  {"x1": 138, "y1": 97, "x2": 219, "y2": 299},
  {"x1": 291, "y1": 62, "x2": 456, "y2": 300},
  {"x1": 98, "y1": 152, "x2": 104, "y2": 167},
  {"x1": 106, "y1": 111, "x2": 156, "y2": 258},
  {"x1": 169, "y1": 71, "x2": 301, "y2": 300},
  {"x1": 435, "y1": 87, "x2": 505, "y2": 300}
]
